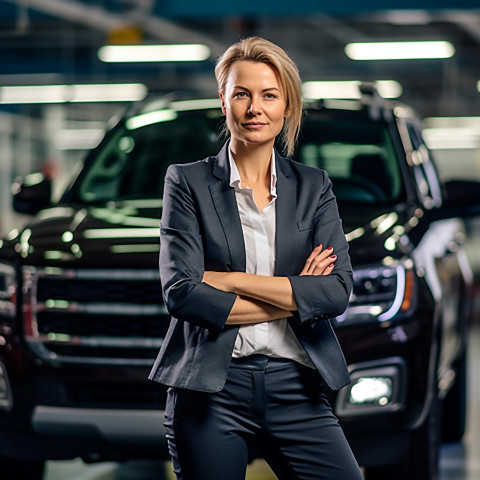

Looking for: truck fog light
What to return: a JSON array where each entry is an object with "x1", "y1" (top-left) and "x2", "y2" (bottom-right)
[
  {"x1": 0, "y1": 361, "x2": 13, "y2": 411},
  {"x1": 350, "y1": 377, "x2": 393, "y2": 405},
  {"x1": 335, "y1": 358, "x2": 406, "y2": 417}
]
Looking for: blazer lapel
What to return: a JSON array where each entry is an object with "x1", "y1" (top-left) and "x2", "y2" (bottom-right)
[
  {"x1": 208, "y1": 143, "x2": 246, "y2": 273},
  {"x1": 275, "y1": 154, "x2": 297, "y2": 276}
]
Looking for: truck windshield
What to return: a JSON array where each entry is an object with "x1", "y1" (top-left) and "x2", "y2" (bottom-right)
[
  {"x1": 294, "y1": 113, "x2": 405, "y2": 205},
  {"x1": 70, "y1": 106, "x2": 404, "y2": 205},
  {"x1": 73, "y1": 110, "x2": 225, "y2": 204}
]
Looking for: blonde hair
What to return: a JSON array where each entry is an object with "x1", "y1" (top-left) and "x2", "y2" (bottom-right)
[{"x1": 215, "y1": 36, "x2": 303, "y2": 157}]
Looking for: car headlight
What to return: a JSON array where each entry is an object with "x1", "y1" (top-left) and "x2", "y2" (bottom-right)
[
  {"x1": 0, "y1": 263, "x2": 17, "y2": 319},
  {"x1": 335, "y1": 263, "x2": 414, "y2": 326}
]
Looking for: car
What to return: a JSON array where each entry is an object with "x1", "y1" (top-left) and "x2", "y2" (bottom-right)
[{"x1": 0, "y1": 87, "x2": 478, "y2": 479}]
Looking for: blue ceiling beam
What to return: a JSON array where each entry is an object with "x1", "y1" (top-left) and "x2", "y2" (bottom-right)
[{"x1": 153, "y1": 0, "x2": 480, "y2": 17}]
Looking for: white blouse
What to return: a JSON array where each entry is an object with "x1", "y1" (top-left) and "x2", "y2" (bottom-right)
[{"x1": 228, "y1": 148, "x2": 314, "y2": 368}]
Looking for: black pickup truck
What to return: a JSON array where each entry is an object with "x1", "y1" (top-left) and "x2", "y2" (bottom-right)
[{"x1": 0, "y1": 89, "x2": 478, "y2": 479}]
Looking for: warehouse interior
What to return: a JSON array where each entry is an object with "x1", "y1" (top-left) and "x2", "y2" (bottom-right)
[
  {"x1": 1, "y1": 2, "x2": 480, "y2": 235},
  {"x1": 1, "y1": 2, "x2": 480, "y2": 479}
]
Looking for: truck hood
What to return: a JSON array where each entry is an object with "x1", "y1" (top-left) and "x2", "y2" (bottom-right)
[
  {"x1": 340, "y1": 204, "x2": 414, "y2": 265},
  {"x1": 7, "y1": 200, "x2": 162, "y2": 268},
  {"x1": 3, "y1": 200, "x2": 412, "y2": 269}
]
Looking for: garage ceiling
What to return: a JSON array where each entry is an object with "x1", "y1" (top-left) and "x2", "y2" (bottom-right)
[{"x1": 1, "y1": 0, "x2": 480, "y2": 120}]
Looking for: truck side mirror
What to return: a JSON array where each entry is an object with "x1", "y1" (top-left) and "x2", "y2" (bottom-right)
[
  {"x1": 440, "y1": 179, "x2": 480, "y2": 218},
  {"x1": 12, "y1": 173, "x2": 52, "y2": 215}
]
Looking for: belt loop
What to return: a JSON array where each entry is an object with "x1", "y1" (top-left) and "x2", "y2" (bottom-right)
[{"x1": 252, "y1": 369, "x2": 265, "y2": 420}]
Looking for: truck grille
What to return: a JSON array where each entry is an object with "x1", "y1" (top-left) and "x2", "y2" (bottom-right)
[{"x1": 22, "y1": 267, "x2": 169, "y2": 365}]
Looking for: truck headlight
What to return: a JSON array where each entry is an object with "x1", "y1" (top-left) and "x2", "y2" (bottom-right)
[
  {"x1": 0, "y1": 263, "x2": 17, "y2": 319},
  {"x1": 335, "y1": 263, "x2": 414, "y2": 326}
]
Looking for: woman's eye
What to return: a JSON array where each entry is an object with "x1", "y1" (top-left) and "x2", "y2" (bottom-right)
[
  {"x1": 265, "y1": 93, "x2": 278, "y2": 99},
  {"x1": 234, "y1": 91, "x2": 248, "y2": 98}
]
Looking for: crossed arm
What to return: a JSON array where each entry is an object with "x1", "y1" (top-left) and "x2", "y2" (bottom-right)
[{"x1": 202, "y1": 244, "x2": 337, "y2": 325}]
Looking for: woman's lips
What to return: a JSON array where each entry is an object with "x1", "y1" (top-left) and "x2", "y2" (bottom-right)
[{"x1": 243, "y1": 122, "x2": 267, "y2": 129}]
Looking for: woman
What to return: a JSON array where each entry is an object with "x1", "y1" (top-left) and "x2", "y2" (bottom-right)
[{"x1": 149, "y1": 36, "x2": 363, "y2": 480}]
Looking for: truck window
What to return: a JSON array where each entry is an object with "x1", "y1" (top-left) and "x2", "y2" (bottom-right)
[
  {"x1": 73, "y1": 111, "x2": 224, "y2": 204},
  {"x1": 296, "y1": 116, "x2": 405, "y2": 205}
]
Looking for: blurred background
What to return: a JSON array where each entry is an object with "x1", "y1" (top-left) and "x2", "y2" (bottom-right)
[
  {"x1": 1, "y1": 2, "x2": 480, "y2": 479},
  {"x1": 1, "y1": 1, "x2": 480, "y2": 236}
]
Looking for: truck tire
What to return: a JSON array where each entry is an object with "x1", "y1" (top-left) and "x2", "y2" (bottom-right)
[
  {"x1": 0, "y1": 457, "x2": 45, "y2": 480},
  {"x1": 365, "y1": 395, "x2": 440, "y2": 480},
  {"x1": 442, "y1": 348, "x2": 467, "y2": 443}
]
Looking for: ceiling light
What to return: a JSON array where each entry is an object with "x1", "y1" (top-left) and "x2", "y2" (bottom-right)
[
  {"x1": 0, "y1": 84, "x2": 147, "y2": 104},
  {"x1": 302, "y1": 80, "x2": 402, "y2": 99},
  {"x1": 98, "y1": 44, "x2": 211, "y2": 63},
  {"x1": 1, "y1": 85, "x2": 66, "y2": 104},
  {"x1": 423, "y1": 116, "x2": 480, "y2": 149},
  {"x1": 384, "y1": 10, "x2": 432, "y2": 25},
  {"x1": 424, "y1": 116, "x2": 480, "y2": 128},
  {"x1": 345, "y1": 41, "x2": 455, "y2": 60},
  {"x1": 70, "y1": 84, "x2": 147, "y2": 102},
  {"x1": 422, "y1": 127, "x2": 480, "y2": 150},
  {"x1": 54, "y1": 129, "x2": 104, "y2": 150}
]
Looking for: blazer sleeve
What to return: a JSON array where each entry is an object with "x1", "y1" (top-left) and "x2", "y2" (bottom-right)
[
  {"x1": 288, "y1": 170, "x2": 353, "y2": 325},
  {"x1": 159, "y1": 164, "x2": 237, "y2": 333}
]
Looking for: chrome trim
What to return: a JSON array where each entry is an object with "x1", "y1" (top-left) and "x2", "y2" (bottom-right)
[
  {"x1": 26, "y1": 340, "x2": 158, "y2": 366},
  {"x1": 22, "y1": 266, "x2": 166, "y2": 365},
  {"x1": 0, "y1": 360, "x2": 14, "y2": 411},
  {"x1": 32, "y1": 405, "x2": 167, "y2": 443},
  {"x1": 38, "y1": 335, "x2": 163, "y2": 348},
  {"x1": 37, "y1": 301, "x2": 166, "y2": 316},
  {"x1": 37, "y1": 267, "x2": 159, "y2": 280}
]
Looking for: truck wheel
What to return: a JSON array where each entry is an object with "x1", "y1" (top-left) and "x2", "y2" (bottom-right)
[
  {"x1": 442, "y1": 348, "x2": 467, "y2": 443},
  {"x1": 0, "y1": 457, "x2": 45, "y2": 480},
  {"x1": 365, "y1": 395, "x2": 440, "y2": 480}
]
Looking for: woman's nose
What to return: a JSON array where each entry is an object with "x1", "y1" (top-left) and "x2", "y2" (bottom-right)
[{"x1": 247, "y1": 100, "x2": 261, "y2": 116}]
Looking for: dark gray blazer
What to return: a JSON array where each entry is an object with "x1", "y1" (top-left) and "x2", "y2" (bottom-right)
[{"x1": 148, "y1": 142, "x2": 353, "y2": 392}]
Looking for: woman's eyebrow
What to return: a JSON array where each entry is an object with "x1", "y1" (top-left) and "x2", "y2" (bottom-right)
[
  {"x1": 232, "y1": 86, "x2": 281, "y2": 92},
  {"x1": 262, "y1": 87, "x2": 281, "y2": 92}
]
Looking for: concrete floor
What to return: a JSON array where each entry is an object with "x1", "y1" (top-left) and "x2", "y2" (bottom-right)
[
  {"x1": 438, "y1": 322, "x2": 480, "y2": 480},
  {"x1": 43, "y1": 324, "x2": 480, "y2": 480}
]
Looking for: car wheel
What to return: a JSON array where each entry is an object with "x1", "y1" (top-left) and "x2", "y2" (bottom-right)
[
  {"x1": 365, "y1": 395, "x2": 440, "y2": 480},
  {"x1": 0, "y1": 457, "x2": 45, "y2": 480},
  {"x1": 442, "y1": 348, "x2": 467, "y2": 443}
]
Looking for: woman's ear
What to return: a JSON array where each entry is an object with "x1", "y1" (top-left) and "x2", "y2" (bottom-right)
[
  {"x1": 219, "y1": 91, "x2": 227, "y2": 115},
  {"x1": 284, "y1": 105, "x2": 291, "y2": 119}
]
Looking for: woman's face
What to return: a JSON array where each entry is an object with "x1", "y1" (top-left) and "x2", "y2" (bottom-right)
[{"x1": 220, "y1": 60, "x2": 290, "y2": 149}]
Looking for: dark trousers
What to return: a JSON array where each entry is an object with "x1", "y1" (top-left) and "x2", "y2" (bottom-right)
[{"x1": 164, "y1": 355, "x2": 363, "y2": 480}]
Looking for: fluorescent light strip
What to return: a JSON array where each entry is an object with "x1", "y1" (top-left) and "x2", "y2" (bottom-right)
[
  {"x1": 345, "y1": 41, "x2": 455, "y2": 60},
  {"x1": 98, "y1": 44, "x2": 211, "y2": 63},
  {"x1": 54, "y1": 128, "x2": 104, "y2": 150},
  {"x1": 0, "y1": 84, "x2": 147, "y2": 104},
  {"x1": 425, "y1": 116, "x2": 480, "y2": 127},
  {"x1": 302, "y1": 80, "x2": 402, "y2": 99},
  {"x1": 423, "y1": 127, "x2": 480, "y2": 150},
  {"x1": 384, "y1": 10, "x2": 432, "y2": 25}
]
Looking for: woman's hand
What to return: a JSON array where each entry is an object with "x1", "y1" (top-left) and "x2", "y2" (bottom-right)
[
  {"x1": 202, "y1": 245, "x2": 337, "y2": 313},
  {"x1": 300, "y1": 244, "x2": 336, "y2": 276}
]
